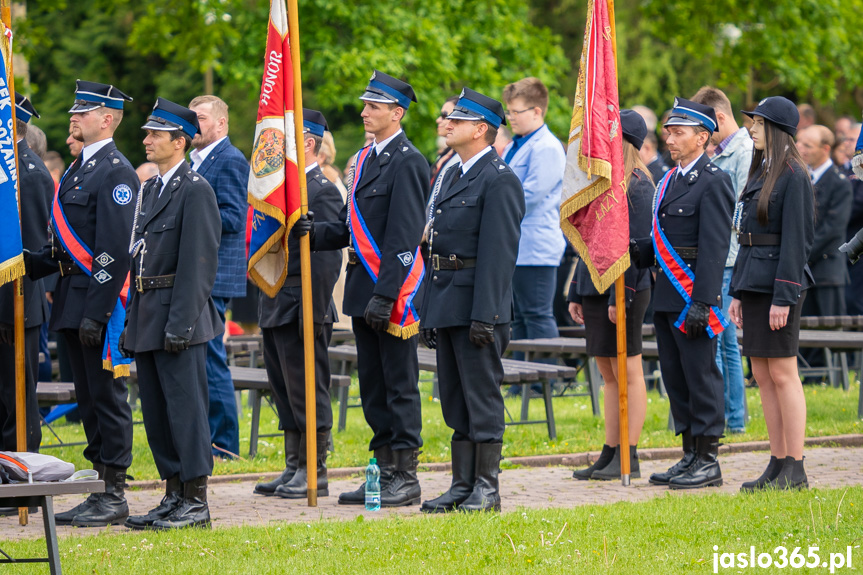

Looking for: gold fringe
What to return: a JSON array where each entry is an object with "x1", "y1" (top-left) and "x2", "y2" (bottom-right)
[
  {"x1": 386, "y1": 320, "x2": 419, "y2": 340},
  {"x1": 248, "y1": 191, "x2": 289, "y2": 221},
  {"x1": 103, "y1": 360, "x2": 130, "y2": 379},
  {"x1": 0, "y1": 257, "x2": 25, "y2": 287}
]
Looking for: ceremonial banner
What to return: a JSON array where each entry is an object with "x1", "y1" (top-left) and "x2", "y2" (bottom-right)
[
  {"x1": 0, "y1": 23, "x2": 23, "y2": 287},
  {"x1": 247, "y1": 0, "x2": 301, "y2": 298},
  {"x1": 560, "y1": 0, "x2": 628, "y2": 294}
]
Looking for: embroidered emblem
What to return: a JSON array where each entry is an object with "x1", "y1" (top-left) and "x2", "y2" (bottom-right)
[
  {"x1": 113, "y1": 184, "x2": 133, "y2": 205},
  {"x1": 93, "y1": 269, "x2": 112, "y2": 284},
  {"x1": 397, "y1": 251, "x2": 414, "y2": 267},
  {"x1": 95, "y1": 252, "x2": 114, "y2": 267}
]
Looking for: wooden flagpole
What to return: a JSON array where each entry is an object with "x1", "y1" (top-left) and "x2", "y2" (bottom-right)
[
  {"x1": 1, "y1": 0, "x2": 28, "y2": 523},
  {"x1": 606, "y1": 0, "x2": 631, "y2": 487},
  {"x1": 285, "y1": 0, "x2": 317, "y2": 507}
]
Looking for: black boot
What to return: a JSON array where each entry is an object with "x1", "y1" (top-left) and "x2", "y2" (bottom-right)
[
  {"x1": 276, "y1": 431, "x2": 330, "y2": 499},
  {"x1": 55, "y1": 463, "x2": 104, "y2": 525},
  {"x1": 339, "y1": 445, "x2": 394, "y2": 505},
  {"x1": 125, "y1": 475, "x2": 182, "y2": 530},
  {"x1": 572, "y1": 444, "x2": 615, "y2": 480},
  {"x1": 72, "y1": 466, "x2": 130, "y2": 527},
  {"x1": 592, "y1": 445, "x2": 641, "y2": 480},
  {"x1": 459, "y1": 442, "x2": 502, "y2": 512},
  {"x1": 740, "y1": 456, "x2": 782, "y2": 493},
  {"x1": 381, "y1": 448, "x2": 421, "y2": 507},
  {"x1": 649, "y1": 430, "x2": 696, "y2": 485},
  {"x1": 767, "y1": 456, "x2": 808, "y2": 490},
  {"x1": 255, "y1": 430, "x2": 301, "y2": 495},
  {"x1": 152, "y1": 476, "x2": 211, "y2": 529},
  {"x1": 421, "y1": 441, "x2": 475, "y2": 513},
  {"x1": 668, "y1": 436, "x2": 723, "y2": 489}
]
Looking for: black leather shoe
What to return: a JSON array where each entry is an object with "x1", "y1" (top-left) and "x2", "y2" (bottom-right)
[
  {"x1": 380, "y1": 448, "x2": 421, "y2": 507},
  {"x1": 649, "y1": 430, "x2": 695, "y2": 485},
  {"x1": 767, "y1": 456, "x2": 808, "y2": 490},
  {"x1": 55, "y1": 463, "x2": 103, "y2": 525},
  {"x1": 572, "y1": 444, "x2": 615, "y2": 480},
  {"x1": 276, "y1": 431, "x2": 330, "y2": 499},
  {"x1": 740, "y1": 456, "x2": 782, "y2": 493},
  {"x1": 459, "y1": 442, "x2": 502, "y2": 512},
  {"x1": 255, "y1": 430, "x2": 301, "y2": 495},
  {"x1": 339, "y1": 446, "x2": 393, "y2": 505},
  {"x1": 72, "y1": 466, "x2": 129, "y2": 527},
  {"x1": 592, "y1": 445, "x2": 641, "y2": 480},
  {"x1": 125, "y1": 475, "x2": 182, "y2": 530},
  {"x1": 421, "y1": 441, "x2": 475, "y2": 513},
  {"x1": 152, "y1": 476, "x2": 211, "y2": 529},
  {"x1": 668, "y1": 436, "x2": 723, "y2": 490}
]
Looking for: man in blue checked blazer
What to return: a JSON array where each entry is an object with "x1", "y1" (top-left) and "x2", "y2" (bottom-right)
[{"x1": 189, "y1": 95, "x2": 249, "y2": 459}]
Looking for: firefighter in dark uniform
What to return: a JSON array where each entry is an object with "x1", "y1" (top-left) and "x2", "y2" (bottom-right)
[
  {"x1": 0, "y1": 94, "x2": 54, "y2": 453},
  {"x1": 418, "y1": 89, "x2": 524, "y2": 513},
  {"x1": 295, "y1": 71, "x2": 429, "y2": 507},
  {"x1": 254, "y1": 109, "x2": 342, "y2": 499},
  {"x1": 631, "y1": 98, "x2": 734, "y2": 489},
  {"x1": 27, "y1": 81, "x2": 138, "y2": 526},
  {"x1": 122, "y1": 98, "x2": 222, "y2": 530}
]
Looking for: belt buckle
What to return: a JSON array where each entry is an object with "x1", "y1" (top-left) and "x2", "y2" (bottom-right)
[
  {"x1": 432, "y1": 254, "x2": 440, "y2": 271},
  {"x1": 136, "y1": 276, "x2": 144, "y2": 293},
  {"x1": 448, "y1": 254, "x2": 458, "y2": 270},
  {"x1": 742, "y1": 232, "x2": 752, "y2": 245}
]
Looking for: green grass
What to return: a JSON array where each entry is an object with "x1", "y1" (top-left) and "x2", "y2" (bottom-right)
[
  {"x1": 39, "y1": 372, "x2": 862, "y2": 481},
  {"x1": 2, "y1": 487, "x2": 862, "y2": 574}
]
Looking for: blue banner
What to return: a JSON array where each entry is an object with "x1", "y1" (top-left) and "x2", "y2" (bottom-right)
[{"x1": 0, "y1": 51, "x2": 23, "y2": 287}]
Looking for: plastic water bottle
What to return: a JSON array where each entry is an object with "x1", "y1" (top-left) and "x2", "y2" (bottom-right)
[{"x1": 365, "y1": 457, "x2": 381, "y2": 511}]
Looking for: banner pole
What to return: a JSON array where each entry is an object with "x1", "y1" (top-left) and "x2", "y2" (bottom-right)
[{"x1": 285, "y1": 0, "x2": 317, "y2": 507}]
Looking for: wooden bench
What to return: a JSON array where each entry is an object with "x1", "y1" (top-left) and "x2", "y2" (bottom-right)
[
  {"x1": 35, "y1": 382, "x2": 87, "y2": 451},
  {"x1": 0, "y1": 479, "x2": 104, "y2": 575}
]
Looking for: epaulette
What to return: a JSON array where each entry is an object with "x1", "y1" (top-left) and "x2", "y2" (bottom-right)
[
  {"x1": 490, "y1": 156, "x2": 508, "y2": 172},
  {"x1": 186, "y1": 170, "x2": 204, "y2": 183},
  {"x1": 106, "y1": 150, "x2": 123, "y2": 167},
  {"x1": 704, "y1": 162, "x2": 721, "y2": 175}
]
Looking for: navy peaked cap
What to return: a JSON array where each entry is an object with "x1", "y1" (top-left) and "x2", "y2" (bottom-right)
[
  {"x1": 664, "y1": 97, "x2": 717, "y2": 134},
  {"x1": 142, "y1": 97, "x2": 199, "y2": 139},
  {"x1": 15, "y1": 93, "x2": 39, "y2": 124},
  {"x1": 448, "y1": 88, "x2": 506, "y2": 129},
  {"x1": 302, "y1": 108, "x2": 328, "y2": 137},
  {"x1": 742, "y1": 96, "x2": 799, "y2": 137},
  {"x1": 360, "y1": 70, "x2": 417, "y2": 109},
  {"x1": 620, "y1": 109, "x2": 647, "y2": 150},
  {"x1": 69, "y1": 80, "x2": 132, "y2": 113}
]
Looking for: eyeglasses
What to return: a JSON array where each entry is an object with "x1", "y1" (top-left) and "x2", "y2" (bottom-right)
[
  {"x1": 505, "y1": 107, "x2": 537, "y2": 118},
  {"x1": 438, "y1": 111, "x2": 449, "y2": 120}
]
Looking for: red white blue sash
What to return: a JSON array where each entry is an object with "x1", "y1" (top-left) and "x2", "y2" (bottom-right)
[
  {"x1": 652, "y1": 168, "x2": 727, "y2": 338},
  {"x1": 52, "y1": 186, "x2": 132, "y2": 377},
  {"x1": 348, "y1": 146, "x2": 424, "y2": 339}
]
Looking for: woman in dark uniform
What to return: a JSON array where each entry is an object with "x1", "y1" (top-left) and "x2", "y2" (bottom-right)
[
  {"x1": 728, "y1": 97, "x2": 815, "y2": 491},
  {"x1": 568, "y1": 110, "x2": 654, "y2": 480}
]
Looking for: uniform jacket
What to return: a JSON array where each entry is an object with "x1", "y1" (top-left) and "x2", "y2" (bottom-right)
[
  {"x1": 29, "y1": 140, "x2": 138, "y2": 332},
  {"x1": 647, "y1": 156, "x2": 669, "y2": 185},
  {"x1": 730, "y1": 162, "x2": 815, "y2": 306},
  {"x1": 0, "y1": 140, "x2": 52, "y2": 328},
  {"x1": 125, "y1": 163, "x2": 223, "y2": 352},
  {"x1": 259, "y1": 166, "x2": 342, "y2": 328},
  {"x1": 502, "y1": 124, "x2": 567, "y2": 266},
  {"x1": 193, "y1": 137, "x2": 249, "y2": 299},
  {"x1": 568, "y1": 169, "x2": 654, "y2": 306},
  {"x1": 314, "y1": 131, "x2": 429, "y2": 318},
  {"x1": 808, "y1": 164, "x2": 852, "y2": 286},
  {"x1": 710, "y1": 127, "x2": 753, "y2": 267},
  {"x1": 634, "y1": 154, "x2": 734, "y2": 313},
  {"x1": 420, "y1": 150, "x2": 525, "y2": 329}
]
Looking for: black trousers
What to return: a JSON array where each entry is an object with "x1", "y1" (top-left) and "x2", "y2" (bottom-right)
[
  {"x1": 437, "y1": 324, "x2": 509, "y2": 443},
  {"x1": 800, "y1": 285, "x2": 846, "y2": 369},
  {"x1": 654, "y1": 311, "x2": 725, "y2": 437},
  {"x1": 135, "y1": 344, "x2": 213, "y2": 482},
  {"x1": 262, "y1": 321, "x2": 334, "y2": 432},
  {"x1": 0, "y1": 326, "x2": 41, "y2": 452},
  {"x1": 352, "y1": 316, "x2": 421, "y2": 450},
  {"x1": 63, "y1": 330, "x2": 133, "y2": 469}
]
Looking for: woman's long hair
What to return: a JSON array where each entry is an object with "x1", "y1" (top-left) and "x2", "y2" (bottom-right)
[
  {"x1": 747, "y1": 120, "x2": 808, "y2": 226},
  {"x1": 623, "y1": 140, "x2": 654, "y2": 190}
]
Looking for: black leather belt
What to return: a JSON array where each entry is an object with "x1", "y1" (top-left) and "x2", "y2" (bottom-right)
[
  {"x1": 672, "y1": 247, "x2": 698, "y2": 259},
  {"x1": 283, "y1": 276, "x2": 302, "y2": 288},
  {"x1": 135, "y1": 274, "x2": 176, "y2": 292},
  {"x1": 432, "y1": 254, "x2": 476, "y2": 271},
  {"x1": 59, "y1": 261, "x2": 84, "y2": 276},
  {"x1": 737, "y1": 233, "x2": 781, "y2": 246},
  {"x1": 347, "y1": 248, "x2": 358, "y2": 265}
]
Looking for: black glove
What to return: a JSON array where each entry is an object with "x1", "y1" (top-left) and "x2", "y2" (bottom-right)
[
  {"x1": 629, "y1": 239, "x2": 641, "y2": 263},
  {"x1": 298, "y1": 314, "x2": 324, "y2": 340},
  {"x1": 0, "y1": 323, "x2": 12, "y2": 346},
  {"x1": 164, "y1": 332, "x2": 190, "y2": 353},
  {"x1": 469, "y1": 321, "x2": 495, "y2": 347},
  {"x1": 79, "y1": 318, "x2": 105, "y2": 348},
  {"x1": 684, "y1": 301, "x2": 711, "y2": 340},
  {"x1": 364, "y1": 295, "x2": 394, "y2": 332},
  {"x1": 419, "y1": 328, "x2": 437, "y2": 350},
  {"x1": 118, "y1": 328, "x2": 133, "y2": 359},
  {"x1": 292, "y1": 211, "x2": 315, "y2": 240}
]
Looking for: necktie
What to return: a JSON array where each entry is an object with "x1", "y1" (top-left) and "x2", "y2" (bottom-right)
[
  {"x1": 367, "y1": 147, "x2": 378, "y2": 166},
  {"x1": 449, "y1": 167, "x2": 462, "y2": 189},
  {"x1": 154, "y1": 176, "x2": 164, "y2": 199}
]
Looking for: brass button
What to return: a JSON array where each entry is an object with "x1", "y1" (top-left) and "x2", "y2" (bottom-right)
[
  {"x1": 436, "y1": 209, "x2": 441, "y2": 215},
  {"x1": 433, "y1": 276, "x2": 438, "y2": 281},
  {"x1": 461, "y1": 200, "x2": 466, "y2": 205},
  {"x1": 678, "y1": 209, "x2": 683, "y2": 213},
  {"x1": 433, "y1": 231, "x2": 438, "y2": 236}
]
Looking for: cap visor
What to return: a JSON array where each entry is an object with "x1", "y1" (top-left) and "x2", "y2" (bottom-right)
[
  {"x1": 360, "y1": 90, "x2": 397, "y2": 104},
  {"x1": 141, "y1": 119, "x2": 181, "y2": 131},
  {"x1": 68, "y1": 102, "x2": 101, "y2": 113},
  {"x1": 663, "y1": 118, "x2": 701, "y2": 128},
  {"x1": 447, "y1": 110, "x2": 483, "y2": 121}
]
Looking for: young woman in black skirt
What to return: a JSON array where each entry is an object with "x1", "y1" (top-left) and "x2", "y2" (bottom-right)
[
  {"x1": 728, "y1": 97, "x2": 815, "y2": 490},
  {"x1": 568, "y1": 110, "x2": 654, "y2": 480}
]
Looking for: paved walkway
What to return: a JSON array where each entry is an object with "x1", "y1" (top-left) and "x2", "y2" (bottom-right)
[{"x1": 2, "y1": 446, "x2": 862, "y2": 540}]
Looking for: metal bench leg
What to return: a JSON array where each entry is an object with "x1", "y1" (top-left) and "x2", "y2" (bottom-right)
[
  {"x1": 542, "y1": 380, "x2": 557, "y2": 440},
  {"x1": 825, "y1": 348, "x2": 836, "y2": 388},
  {"x1": 338, "y1": 385, "x2": 349, "y2": 433},
  {"x1": 520, "y1": 385, "x2": 530, "y2": 421},
  {"x1": 840, "y1": 352, "x2": 850, "y2": 391},
  {"x1": 587, "y1": 357, "x2": 601, "y2": 416},
  {"x1": 249, "y1": 389, "x2": 261, "y2": 458},
  {"x1": 41, "y1": 495, "x2": 61, "y2": 575}
]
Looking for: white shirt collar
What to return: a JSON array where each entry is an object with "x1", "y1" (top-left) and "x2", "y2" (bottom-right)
[
  {"x1": 810, "y1": 158, "x2": 833, "y2": 184},
  {"x1": 190, "y1": 136, "x2": 227, "y2": 171},
  {"x1": 305, "y1": 161, "x2": 319, "y2": 174},
  {"x1": 458, "y1": 146, "x2": 493, "y2": 175},
  {"x1": 373, "y1": 129, "x2": 403, "y2": 155},
  {"x1": 80, "y1": 138, "x2": 113, "y2": 165},
  {"x1": 678, "y1": 154, "x2": 704, "y2": 177},
  {"x1": 158, "y1": 159, "x2": 186, "y2": 196}
]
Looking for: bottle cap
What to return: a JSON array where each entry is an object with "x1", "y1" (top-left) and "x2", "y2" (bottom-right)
[{"x1": 370, "y1": 458, "x2": 376, "y2": 464}]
